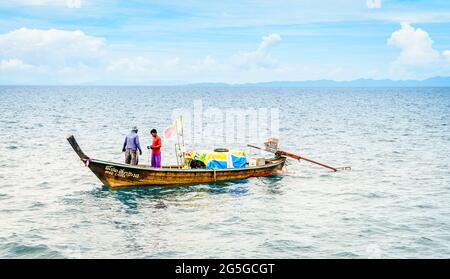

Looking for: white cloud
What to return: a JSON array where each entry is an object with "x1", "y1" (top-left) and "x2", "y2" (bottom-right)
[
  {"x1": 13, "y1": 0, "x2": 82, "y2": 8},
  {"x1": 387, "y1": 23, "x2": 450, "y2": 79},
  {"x1": 190, "y1": 55, "x2": 216, "y2": 71},
  {"x1": 232, "y1": 33, "x2": 282, "y2": 70},
  {"x1": 0, "y1": 58, "x2": 48, "y2": 83},
  {"x1": 258, "y1": 33, "x2": 282, "y2": 52},
  {"x1": 164, "y1": 57, "x2": 180, "y2": 67},
  {"x1": 388, "y1": 22, "x2": 440, "y2": 66},
  {"x1": 0, "y1": 58, "x2": 35, "y2": 70},
  {"x1": 0, "y1": 27, "x2": 106, "y2": 83},
  {"x1": 0, "y1": 27, "x2": 341, "y2": 84},
  {"x1": 66, "y1": 0, "x2": 81, "y2": 8},
  {"x1": 443, "y1": 50, "x2": 450, "y2": 62},
  {"x1": 366, "y1": 0, "x2": 381, "y2": 9},
  {"x1": 107, "y1": 56, "x2": 156, "y2": 77},
  {"x1": 0, "y1": 28, "x2": 104, "y2": 67}
]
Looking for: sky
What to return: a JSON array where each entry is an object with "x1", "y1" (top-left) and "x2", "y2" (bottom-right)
[{"x1": 0, "y1": 0, "x2": 450, "y2": 84}]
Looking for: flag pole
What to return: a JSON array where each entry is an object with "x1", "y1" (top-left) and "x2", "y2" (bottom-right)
[
  {"x1": 180, "y1": 116, "x2": 185, "y2": 147},
  {"x1": 175, "y1": 143, "x2": 180, "y2": 168},
  {"x1": 179, "y1": 116, "x2": 185, "y2": 166},
  {"x1": 174, "y1": 117, "x2": 185, "y2": 168},
  {"x1": 175, "y1": 122, "x2": 181, "y2": 169}
]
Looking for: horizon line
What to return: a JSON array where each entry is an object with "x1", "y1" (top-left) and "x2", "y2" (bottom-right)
[{"x1": 1, "y1": 76, "x2": 450, "y2": 87}]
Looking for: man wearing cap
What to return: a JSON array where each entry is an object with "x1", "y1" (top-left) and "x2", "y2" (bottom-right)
[{"x1": 122, "y1": 126, "x2": 142, "y2": 165}]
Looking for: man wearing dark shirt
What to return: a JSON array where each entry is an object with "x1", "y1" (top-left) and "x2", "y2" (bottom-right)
[{"x1": 122, "y1": 126, "x2": 142, "y2": 165}]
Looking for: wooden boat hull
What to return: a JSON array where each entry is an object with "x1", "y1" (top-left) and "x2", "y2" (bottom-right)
[
  {"x1": 86, "y1": 158, "x2": 285, "y2": 188},
  {"x1": 67, "y1": 135, "x2": 285, "y2": 188}
]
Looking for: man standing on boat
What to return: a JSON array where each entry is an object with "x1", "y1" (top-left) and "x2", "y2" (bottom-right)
[
  {"x1": 148, "y1": 129, "x2": 162, "y2": 168},
  {"x1": 122, "y1": 126, "x2": 142, "y2": 165}
]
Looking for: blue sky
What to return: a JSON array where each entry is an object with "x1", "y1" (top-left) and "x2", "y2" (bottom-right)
[{"x1": 0, "y1": 0, "x2": 450, "y2": 84}]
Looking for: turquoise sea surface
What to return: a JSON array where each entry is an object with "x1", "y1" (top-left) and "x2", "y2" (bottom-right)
[{"x1": 0, "y1": 86, "x2": 449, "y2": 258}]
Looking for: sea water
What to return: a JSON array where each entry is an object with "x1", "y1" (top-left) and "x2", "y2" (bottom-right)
[{"x1": 0, "y1": 86, "x2": 449, "y2": 258}]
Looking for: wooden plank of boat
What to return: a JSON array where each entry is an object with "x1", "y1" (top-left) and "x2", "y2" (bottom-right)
[{"x1": 67, "y1": 135, "x2": 286, "y2": 188}]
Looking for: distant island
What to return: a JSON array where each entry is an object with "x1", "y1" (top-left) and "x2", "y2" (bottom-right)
[
  {"x1": 187, "y1": 76, "x2": 450, "y2": 87},
  {"x1": 2, "y1": 76, "x2": 450, "y2": 87}
]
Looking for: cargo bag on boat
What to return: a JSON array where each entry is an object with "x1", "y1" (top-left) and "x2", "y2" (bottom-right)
[{"x1": 184, "y1": 150, "x2": 247, "y2": 169}]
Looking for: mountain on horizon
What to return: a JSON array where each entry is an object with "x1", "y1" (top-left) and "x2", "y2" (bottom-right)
[
  {"x1": 188, "y1": 76, "x2": 450, "y2": 87},
  {"x1": 2, "y1": 77, "x2": 450, "y2": 87}
]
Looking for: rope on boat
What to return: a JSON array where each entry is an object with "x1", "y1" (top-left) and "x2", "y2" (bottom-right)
[{"x1": 213, "y1": 168, "x2": 217, "y2": 181}]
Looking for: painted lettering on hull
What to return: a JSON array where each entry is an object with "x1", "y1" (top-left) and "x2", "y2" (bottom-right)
[{"x1": 105, "y1": 165, "x2": 140, "y2": 179}]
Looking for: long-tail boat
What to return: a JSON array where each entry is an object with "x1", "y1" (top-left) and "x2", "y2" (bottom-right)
[{"x1": 67, "y1": 135, "x2": 286, "y2": 188}]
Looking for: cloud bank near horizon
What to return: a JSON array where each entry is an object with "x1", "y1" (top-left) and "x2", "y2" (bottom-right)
[{"x1": 0, "y1": 1, "x2": 450, "y2": 84}]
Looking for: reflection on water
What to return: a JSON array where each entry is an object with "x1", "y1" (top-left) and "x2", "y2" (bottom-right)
[
  {"x1": 77, "y1": 178, "x2": 257, "y2": 219},
  {"x1": 257, "y1": 175, "x2": 285, "y2": 194},
  {"x1": 101, "y1": 180, "x2": 255, "y2": 213}
]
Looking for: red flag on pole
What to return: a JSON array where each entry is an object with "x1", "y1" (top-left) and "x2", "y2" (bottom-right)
[
  {"x1": 164, "y1": 123, "x2": 176, "y2": 140},
  {"x1": 165, "y1": 117, "x2": 183, "y2": 141}
]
